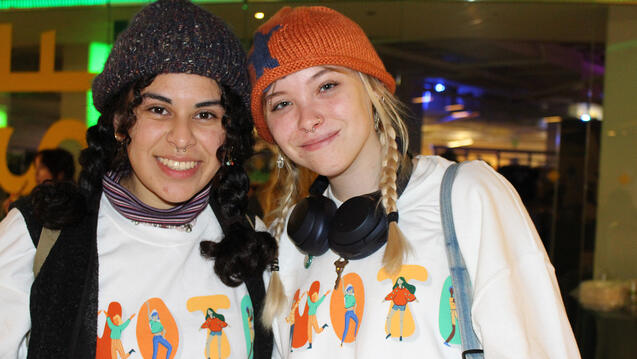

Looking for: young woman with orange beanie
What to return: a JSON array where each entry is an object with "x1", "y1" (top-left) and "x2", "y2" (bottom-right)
[{"x1": 248, "y1": 6, "x2": 579, "y2": 359}]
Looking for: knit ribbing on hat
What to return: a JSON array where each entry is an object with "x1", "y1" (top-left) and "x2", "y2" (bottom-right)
[
  {"x1": 92, "y1": 0, "x2": 250, "y2": 112},
  {"x1": 248, "y1": 6, "x2": 395, "y2": 143}
]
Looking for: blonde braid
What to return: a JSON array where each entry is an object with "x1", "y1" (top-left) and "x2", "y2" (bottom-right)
[
  {"x1": 360, "y1": 73, "x2": 411, "y2": 276},
  {"x1": 262, "y1": 151, "x2": 317, "y2": 327},
  {"x1": 379, "y1": 121, "x2": 411, "y2": 275},
  {"x1": 261, "y1": 156, "x2": 297, "y2": 327}
]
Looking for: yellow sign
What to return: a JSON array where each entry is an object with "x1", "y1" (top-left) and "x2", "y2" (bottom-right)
[
  {"x1": 0, "y1": 24, "x2": 95, "y2": 92},
  {"x1": 0, "y1": 23, "x2": 95, "y2": 194}
]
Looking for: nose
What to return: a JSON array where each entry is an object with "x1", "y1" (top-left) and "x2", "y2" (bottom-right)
[
  {"x1": 166, "y1": 117, "x2": 196, "y2": 153},
  {"x1": 298, "y1": 106, "x2": 323, "y2": 134}
]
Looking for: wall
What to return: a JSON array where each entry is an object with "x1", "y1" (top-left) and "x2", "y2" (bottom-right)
[{"x1": 594, "y1": 5, "x2": 637, "y2": 280}]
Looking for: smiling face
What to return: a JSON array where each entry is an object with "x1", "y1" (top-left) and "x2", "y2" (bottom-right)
[
  {"x1": 263, "y1": 66, "x2": 382, "y2": 184},
  {"x1": 118, "y1": 73, "x2": 226, "y2": 209}
]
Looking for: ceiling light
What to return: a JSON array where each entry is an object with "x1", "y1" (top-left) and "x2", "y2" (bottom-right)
[
  {"x1": 445, "y1": 104, "x2": 464, "y2": 112},
  {"x1": 412, "y1": 91, "x2": 432, "y2": 104},
  {"x1": 254, "y1": 12, "x2": 265, "y2": 20},
  {"x1": 542, "y1": 116, "x2": 562, "y2": 124},
  {"x1": 447, "y1": 138, "x2": 474, "y2": 148}
]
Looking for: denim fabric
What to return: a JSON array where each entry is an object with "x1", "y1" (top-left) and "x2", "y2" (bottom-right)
[{"x1": 440, "y1": 163, "x2": 484, "y2": 359}]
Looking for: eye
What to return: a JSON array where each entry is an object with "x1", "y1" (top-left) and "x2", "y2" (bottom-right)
[
  {"x1": 319, "y1": 82, "x2": 338, "y2": 92},
  {"x1": 148, "y1": 106, "x2": 168, "y2": 115},
  {"x1": 271, "y1": 100, "x2": 291, "y2": 112},
  {"x1": 195, "y1": 111, "x2": 220, "y2": 121}
]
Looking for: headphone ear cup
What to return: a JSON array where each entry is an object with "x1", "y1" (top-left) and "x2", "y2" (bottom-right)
[
  {"x1": 287, "y1": 195, "x2": 337, "y2": 256},
  {"x1": 328, "y1": 193, "x2": 388, "y2": 260}
]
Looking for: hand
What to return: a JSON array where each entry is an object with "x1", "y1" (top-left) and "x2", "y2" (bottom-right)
[{"x1": 129, "y1": 313, "x2": 136, "y2": 320}]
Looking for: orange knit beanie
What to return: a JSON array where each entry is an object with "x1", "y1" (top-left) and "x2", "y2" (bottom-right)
[{"x1": 248, "y1": 6, "x2": 396, "y2": 143}]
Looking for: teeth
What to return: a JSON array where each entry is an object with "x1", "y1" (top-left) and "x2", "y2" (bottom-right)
[{"x1": 158, "y1": 157, "x2": 198, "y2": 171}]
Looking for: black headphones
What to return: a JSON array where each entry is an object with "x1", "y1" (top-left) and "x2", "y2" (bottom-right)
[{"x1": 287, "y1": 159, "x2": 413, "y2": 260}]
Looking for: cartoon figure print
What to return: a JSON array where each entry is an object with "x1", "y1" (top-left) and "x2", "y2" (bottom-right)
[
  {"x1": 340, "y1": 282, "x2": 359, "y2": 347},
  {"x1": 444, "y1": 287, "x2": 458, "y2": 346},
  {"x1": 384, "y1": 276, "x2": 418, "y2": 341},
  {"x1": 245, "y1": 307, "x2": 255, "y2": 357},
  {"x1": 147, "y1": 302, "x2": 173, "y2": 359},
  {"x1": 286, "y1": 291, "x2": 306, "y2": 352},
  {"x1": 306, "y1": 287, "x2": 331, "y2": 349},
  {"x1": 438, "y1": 276, "x2": 461, "y2": 347},
  {"x1": 201, "y1": 308, "x2": 228, "y2": 359},
  {"x1": 98, "y1": 309, "x2": 136, "y2": 359}
]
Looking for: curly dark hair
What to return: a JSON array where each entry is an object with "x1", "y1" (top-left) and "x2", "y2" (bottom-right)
[{"x1": 75, "y1": 75, "x2": 276, "y2": 287}]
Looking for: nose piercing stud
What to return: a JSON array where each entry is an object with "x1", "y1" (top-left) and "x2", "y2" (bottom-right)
[{"x1": 304, "y1": 118, "x2": 322, "y2": 133}]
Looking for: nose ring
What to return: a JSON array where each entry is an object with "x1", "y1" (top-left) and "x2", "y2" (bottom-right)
[
  {"x1": 175, "y1": 144, "x2": 192, "y2": 153},
  {"x1": 304, "y1": 118, "x2": 322, "y2": 133}
]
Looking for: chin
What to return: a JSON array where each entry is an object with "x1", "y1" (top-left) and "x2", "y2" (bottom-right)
[
  {"x1": 159, "y1": 191, "x2": 199, "y2": 206},
  {"x1": 310, "y1": 162, "x2": 350, "y2": 179}
]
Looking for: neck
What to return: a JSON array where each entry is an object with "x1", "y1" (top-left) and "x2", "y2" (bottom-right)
[{"x1": 328, "y1": 139, "x2": 382, "y2": 202}]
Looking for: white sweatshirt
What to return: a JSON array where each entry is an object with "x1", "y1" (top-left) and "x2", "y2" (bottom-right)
[
  {"x1": 271, "y1": 156, "x2": 580, "y2": 359},
  {"x1": 0, "y1": 194, "x2": 259, "y2": 359}
]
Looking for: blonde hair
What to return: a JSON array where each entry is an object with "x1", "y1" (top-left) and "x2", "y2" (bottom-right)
[
  {"x1": 261, "y1": 71, "x2": 412, "y2": 327},
  {"x1": 359, "y1": 73, "x2": 412, "y2": 275}
]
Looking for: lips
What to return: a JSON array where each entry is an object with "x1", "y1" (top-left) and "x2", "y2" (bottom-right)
[{"x1": 301, "y1": 130, "x2": 339, "y2": 151}]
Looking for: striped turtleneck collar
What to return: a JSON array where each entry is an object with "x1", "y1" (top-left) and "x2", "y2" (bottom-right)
[{"x1": 102, "y1": 171, "x2": 210, "y2": 229}]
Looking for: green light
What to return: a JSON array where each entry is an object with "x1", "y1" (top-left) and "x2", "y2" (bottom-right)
[
  {"x1": 86, "y1": 91, "x2": 99, "y2": 127},
  {"x1": 88, "y1": 42, "x2": 111, "y2": 74},
  {"x1": 86, "y1": 42, "x2": 111, "y2": 127},
  {"x1": 1, "y1": 0, "x2": 239, "y2": 10},
  {"x1": 0, "y1": 105, "x2": 7, "y2": 128}
]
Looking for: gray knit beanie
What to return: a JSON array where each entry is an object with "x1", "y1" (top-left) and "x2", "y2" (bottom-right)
[{"x1": 92, "y1": 0, "x2": 249, "y2": 112}]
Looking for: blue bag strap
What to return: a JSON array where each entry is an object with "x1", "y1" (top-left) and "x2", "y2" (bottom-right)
[{"x1": 440, "y1": 162, "x2": 484, "y2": 359}]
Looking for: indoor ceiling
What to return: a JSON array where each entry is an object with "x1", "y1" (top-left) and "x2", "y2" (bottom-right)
[{"x1": 0, "y1": 0, "x2": 619, "y2": 153}]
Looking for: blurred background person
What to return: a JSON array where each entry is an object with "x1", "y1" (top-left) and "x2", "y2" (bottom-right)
[{"x1": 1, "y1": 148, "x2": 76, "y2": 215}]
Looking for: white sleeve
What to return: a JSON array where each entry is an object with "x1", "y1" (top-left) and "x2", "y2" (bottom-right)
[
  {"x1": 451, "y1": 161, "x2": 580, "y2": 359},
  {"x1": 0, "y1": 208, "x2": 34, "y2": 359}
]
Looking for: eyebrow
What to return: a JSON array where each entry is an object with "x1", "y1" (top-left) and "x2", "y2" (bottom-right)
[
  {"x1": 142, "y1": 93, "x2": 171, "y2": 104},
  {"x1": 195, "y1": 100, "x2": 222, "y2": 108},
  {"x1": 310, "y1": 67, "x2": 333, "y2": 80},
  {"x1": 142, "y1": 93, "x2": 222, "y2": 108}
]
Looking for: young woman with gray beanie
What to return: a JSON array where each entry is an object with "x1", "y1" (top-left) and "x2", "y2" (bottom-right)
[{"x1": 0, "y1": 1, "x2": 276, "y2": 358}]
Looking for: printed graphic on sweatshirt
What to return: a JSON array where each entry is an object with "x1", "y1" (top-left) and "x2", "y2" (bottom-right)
[
  {"x1": 137, "y1": 298, "x2": 178, "y2": 359},
  {"x1": 96, "y1": 301, "x2": 136, "y2": 359},
  {"x1": 288, "y1": 281, "x2": 331, "y2": 351},
  {"x1": 241, "y1": 295, "x2": 255, "y2": 359},
  {"x1": 187, "y1": 295, "x2": 231, "y2": 359},
  {"x1": 439, "y1": 276, "x2": 461, "y2": 347},
  {"x1": 377, "y1": 265, "x2": 428, "y2": 341},
  {"x1": 329, "y1": 272, "x2": 364, "y2": 346}
]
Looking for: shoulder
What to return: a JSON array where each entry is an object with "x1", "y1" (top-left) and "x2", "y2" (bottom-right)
[
  {"x1": 0, "y1": 208, "x2": 31, "y2": 247},
  {"x1": 10, "y1": 195, "x2": 41, "y2": 243},
  {"x1": 451, "y1": 160, "x2": 529, "y2": 221},
  {"x1": 454, "y1": 160, "x2": 516, "y2": 197}
]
